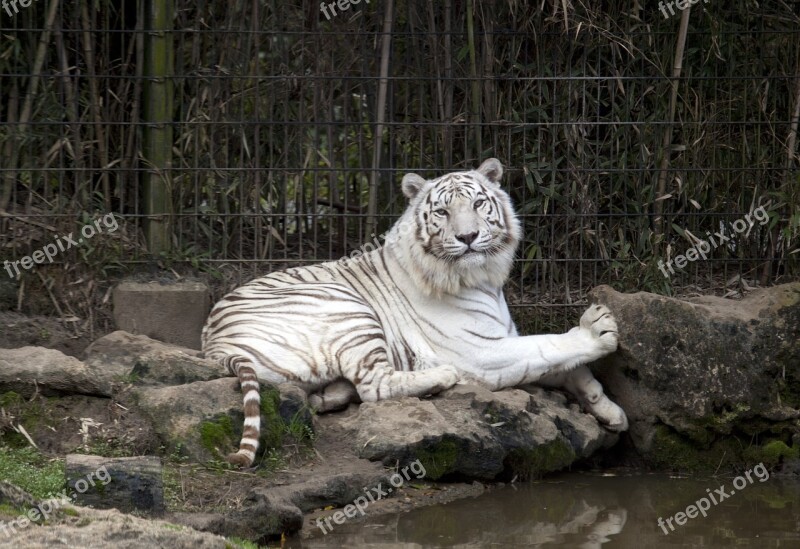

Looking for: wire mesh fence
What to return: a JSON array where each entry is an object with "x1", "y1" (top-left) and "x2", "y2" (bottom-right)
[{"x1": 0, "y1": 0, "x2": 799, "y2": 333}]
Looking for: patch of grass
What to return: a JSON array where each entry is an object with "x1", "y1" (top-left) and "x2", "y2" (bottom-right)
[
  {"x1": 77, "y1": 438, "x2": 137, "y2": 458},
  {"x1": 0, "y1": 502, "x2": 24, "y2": 518},
  {"x1": 226, "y1": 536, "x2": 267, "y2": 549},
  {"x1": 162, "y1": 465, "x2": 185, "y2": 511},
  {"x1": 0, "y1": 445, "x2": 64, "y2": 500},
  {"x1": 284, "y1": 410, "x2": 315, "y2": 445}
]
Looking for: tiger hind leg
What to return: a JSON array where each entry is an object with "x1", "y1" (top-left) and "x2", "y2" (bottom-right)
[
  {"x1": 354, "y1": 363, "x2": 460, "y2": 402},
  {"x1": 221, "y1": 355, "x2": 262, "y2": 467},
  {"x1": 308, "y1": 379, "x2": 359, "y2": 412}
]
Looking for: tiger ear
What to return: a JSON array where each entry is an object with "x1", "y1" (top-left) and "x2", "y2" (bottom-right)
[
  {"x1": 402, "y1": 173, "x2": 426, "y2": 199},
  {"x1": 477, "y1": 158, "x2": 503, "y2": 185}
]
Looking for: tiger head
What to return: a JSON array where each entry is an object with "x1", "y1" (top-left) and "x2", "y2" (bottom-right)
[{"x1": 386, "y1": 158, "x2": 522, "y2": 296}]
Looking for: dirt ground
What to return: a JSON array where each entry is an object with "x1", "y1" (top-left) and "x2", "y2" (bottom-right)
[{"x1": 0, "y1": 375, "x2": 485, "y2": 543}]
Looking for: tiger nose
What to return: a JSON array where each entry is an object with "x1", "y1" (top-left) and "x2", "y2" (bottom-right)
[{"x1": 455, "y1": 232, "x2": 479, "y2": 245}]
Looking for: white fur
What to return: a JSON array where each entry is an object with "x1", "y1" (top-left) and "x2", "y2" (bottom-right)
[{"x1": 203, "y1": 159, "x2": 629, "y2": 444}]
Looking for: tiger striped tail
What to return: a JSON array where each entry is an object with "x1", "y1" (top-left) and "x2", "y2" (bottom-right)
[{"x1": 223, "y1": 356, "x2": 262, "y2": 467}]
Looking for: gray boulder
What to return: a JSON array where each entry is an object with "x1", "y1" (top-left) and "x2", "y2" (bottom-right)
[
  {"x1": 339, "y1": 383, "x2": 616, "y2": 480},
  {"x1": 590, "y1": 282, "x2": 800, "y2": 472},
  {"x1": 128, "y1": 378, "x2": 313, "y2": 463}
]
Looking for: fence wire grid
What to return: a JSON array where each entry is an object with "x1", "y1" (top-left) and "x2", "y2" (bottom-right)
[{"x1": 1, "y1": 0, "x2": 799, "y2": 333}]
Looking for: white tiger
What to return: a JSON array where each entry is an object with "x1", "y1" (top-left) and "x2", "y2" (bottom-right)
[{"x1": 202, "y1": 158, "x2": 628, "y2": 467}]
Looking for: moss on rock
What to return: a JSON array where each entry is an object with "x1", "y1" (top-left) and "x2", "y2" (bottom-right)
[
  {"x1": 743, "y1": 440, "x2": 800, "y2": 468},
  {"x1": 415, "y1": 439, "x2": 460, "y2": 480},
  {"x1": 259, "y1": 386, "x2": 285, "y2": 450},
  {"x1": 505, "y1": 438, "x2": 576, "y2": 480},
  {"x1": 198, "y1": 415, "x2": 236, "y2": 459}
]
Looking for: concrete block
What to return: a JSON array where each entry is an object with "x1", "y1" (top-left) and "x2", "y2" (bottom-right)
[{"x1": 113, "y1": 281, "x2": 209, "y2": 350}]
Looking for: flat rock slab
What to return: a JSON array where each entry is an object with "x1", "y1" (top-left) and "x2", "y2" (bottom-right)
[
  {"x1": 85, "y1": 331, "x2": 226, "y2": 386},
  {"x1": 0, "y1": 346, "x2": 125, "y2": 397},
  {"x1": 113, "y1": 281, "x2": 210, "y2": 350},
  {"x1": 66, "y1": 454, "x2": 164, "y2": 515}
]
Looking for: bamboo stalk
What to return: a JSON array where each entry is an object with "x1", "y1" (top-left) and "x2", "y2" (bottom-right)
[
  {"x1": 0, "y1": 0, "x2": 60, "y2": 212},
  {"x1": 366, "y1": 0, "x2": 394, "y2": 239},
  {"x1": 142, "y1": 0, "x2": 175, "y2": 254},
  {"x1": 466, "y1": 0, "x2": 481, "y2": 161},
  {"x1": 653, "y1": 5, "x2": 691, "y2": 244},
  {"x1": 80, "y1": 1, "x2": 111, "y2": 211},
  {"x1": 444, "y1": 0, "x2": 453, "y2": 165}
]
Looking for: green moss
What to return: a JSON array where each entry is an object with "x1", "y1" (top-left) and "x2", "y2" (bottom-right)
[
  {"x1": 61, "y1": 507, "x2": 79, "y2": 517},
  {"x1": 743, "y1": 440, "x2": 799, "y2": 468},
  {"x1": 648, "y1": 424, "x2": 752, "y2": 472},
  {"x1": 259, "y1": 386, "x2": 284, "y2": 449},
  {"x1": 415, "y1": 439, "x2": 460, "y2": 480},
  {"x1": 505, "y1": 438, "x2": 576, "y2": 480},
  {"x1": 199, "y1": 415, "x2": 236, "y2": 459},
  {"x1": 649, "y1": 425, "x2": 713, "y2": 472}
]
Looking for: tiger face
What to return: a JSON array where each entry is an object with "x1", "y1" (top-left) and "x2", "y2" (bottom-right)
[{"x1": 388, "y1": 158, "x2": 522, "y2": 295}]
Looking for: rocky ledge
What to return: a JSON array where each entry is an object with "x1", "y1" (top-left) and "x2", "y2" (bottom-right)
[{"x1": 0, "y1": 282, "x2": 798, "y2": 546}]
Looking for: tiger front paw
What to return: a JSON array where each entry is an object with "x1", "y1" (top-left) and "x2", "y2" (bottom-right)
[{"x1": 578, "y1": 304, "x2": 618, "y2": 355}]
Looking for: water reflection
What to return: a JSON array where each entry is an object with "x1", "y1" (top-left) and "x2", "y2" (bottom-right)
[{"x1": 289, "y1": 472, "x2": 800, "y2": 548}]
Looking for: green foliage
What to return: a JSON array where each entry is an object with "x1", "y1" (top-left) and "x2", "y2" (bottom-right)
[{"x1": 0, "y1": 0, "x2": 798, "y2": 326}]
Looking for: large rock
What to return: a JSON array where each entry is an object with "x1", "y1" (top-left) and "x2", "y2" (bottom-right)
[
  {"x1": 84, "y1": 331, "x2": 226, "y2": 386},
  {"x1": 0, "y1": 346, "x2": 126, "y2": 397},
  {"x1": 590, "y1": 282, "x2": 800, "y2": 472},
  {"x1": 128, "y1": 378, "x2": 313, "y2": 463},
  {"x1": 339, "y1": 383, "x2": 616, "y2": 480},
  {"x1": 173, "y1": 470, "x2": 390, "y2": 541}
]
